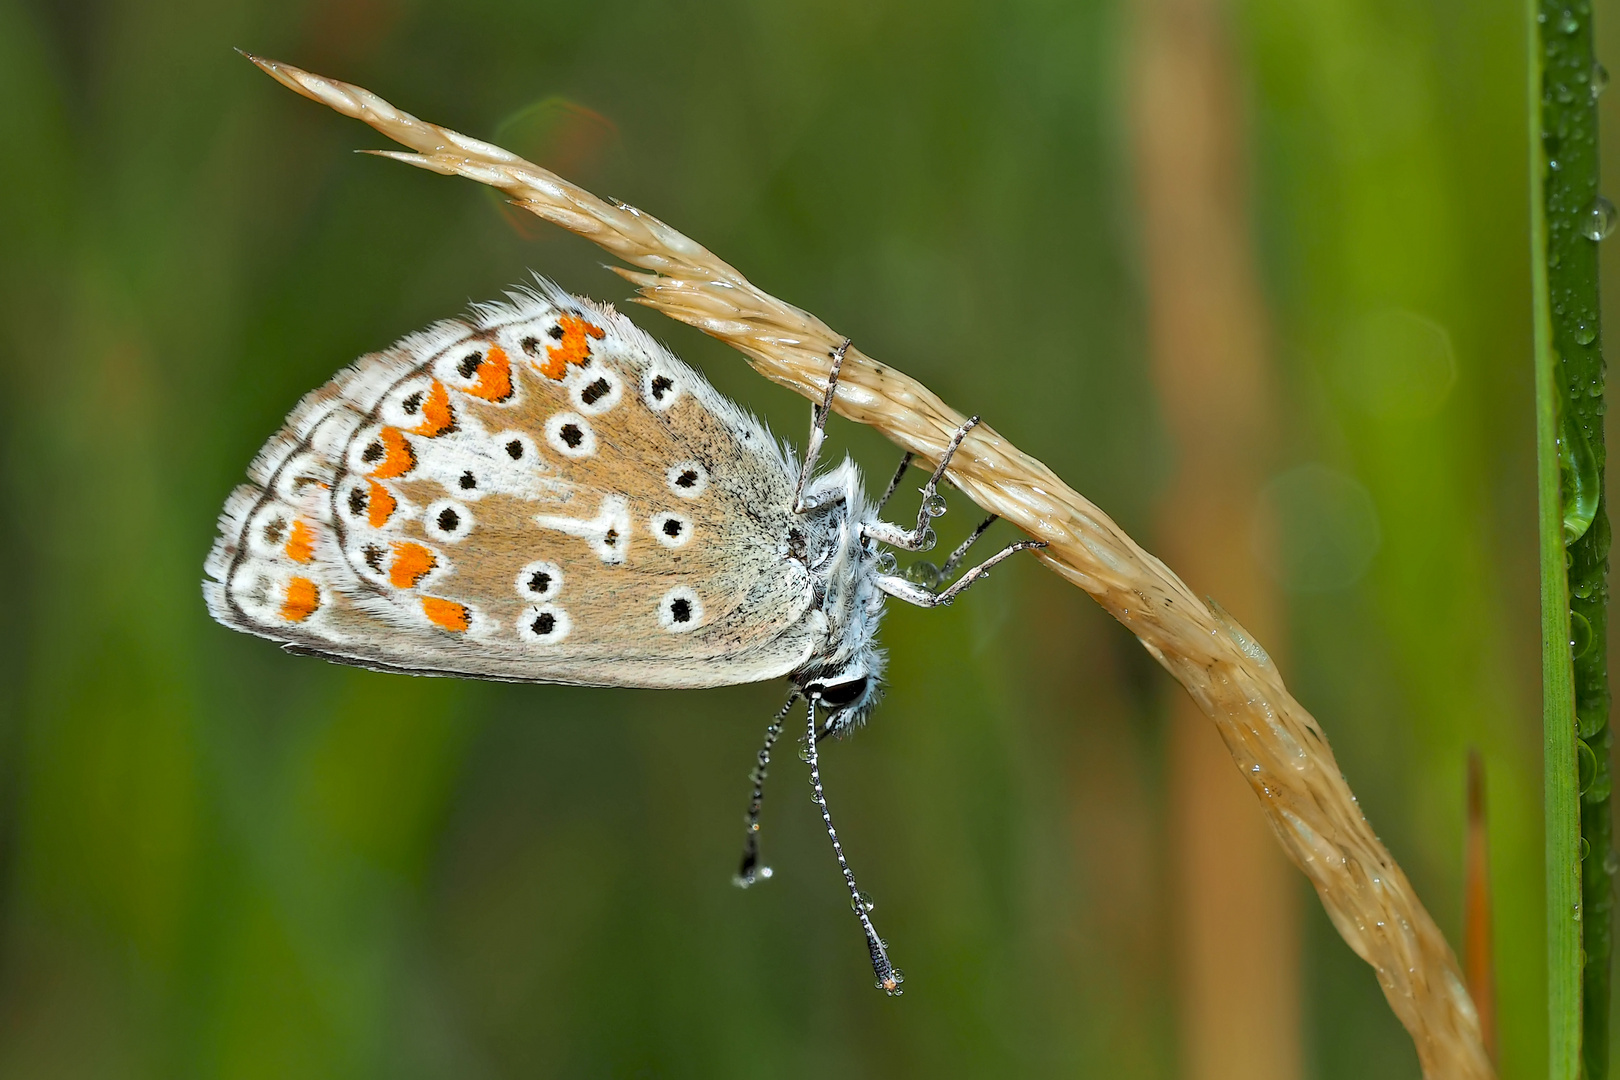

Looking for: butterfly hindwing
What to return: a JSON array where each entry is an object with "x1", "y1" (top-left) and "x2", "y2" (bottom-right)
[{"x1": 205, "y1": 285, "x2": 825, "y2": 687}]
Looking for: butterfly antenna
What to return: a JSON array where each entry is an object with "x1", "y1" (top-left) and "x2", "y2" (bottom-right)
[
  {"x1": 804, "y1": 698, "x2": 903, "y2": 995},
  {"x1": 734, "y1": 694, "x2": 797, "y2": 888}
]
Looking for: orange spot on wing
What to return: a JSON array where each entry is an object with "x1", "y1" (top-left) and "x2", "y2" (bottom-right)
[
  {"x1": 540, "y1": 314, "x2": 606, "y2": 379},
  {"x1": 366, "y1": 480, "x2": 397, "y2": 528},
  {"x1": 411, "y1": 380, "x2": 456, "y2": 437},
  {"x1": 371, "y1": 427, "x2": 416, "y2": 478},
  {"x1": 284, "y1": 519, "x2": 317, "y2": 563},
  {"x1": 422, "y1": 596, "x2": 470, "y2": 632},
  {"x1": 281, "y1": 576, "x2": 321, "y2": 621},
  {"x1": 389, "y1": 542, "x2": 438, "y2": 589},
  {"x1": 467, "y1": 344, "x2": 513, "y2": 401}
]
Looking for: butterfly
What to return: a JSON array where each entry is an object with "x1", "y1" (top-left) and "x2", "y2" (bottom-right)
[{"x1": 204, "y1": 281, "x2": 1042, "y2": 993}]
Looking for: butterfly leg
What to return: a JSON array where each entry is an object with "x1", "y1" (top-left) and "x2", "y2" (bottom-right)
[
  {"x1": 792, "y1": 339, "x2": 853, "y2": 514},
  {"x1": 874, "y1": 452, "x2": 915, "y2": 513},
  {"x1": 899, "y1": 513, "x2": 1001, "y2": 590},
  {"x1": 875, "y1": 537, "x2": 1047, "y2": 608},
  {"x1": 803, "y1": 697, "x2": 903, "y2": 995},
  {"x1": 941, "y1": 515, "x2": 1000, "y2": 576},
  {"x1": 860, "y1": 416, "x2": 980, "y2": 552},
  {"x1": 734, "y1": 695, "x2": 797, "y2": 889}
]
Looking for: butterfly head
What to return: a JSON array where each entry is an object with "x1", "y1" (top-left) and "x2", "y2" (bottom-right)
[{"x1": 799, "y1": 658, "x2": 884, "y2": 731}]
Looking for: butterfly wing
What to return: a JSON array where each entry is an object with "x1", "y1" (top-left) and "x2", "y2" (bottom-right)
[{"x1": 204, "y1": 284, "x2": 827, "y2": 688}]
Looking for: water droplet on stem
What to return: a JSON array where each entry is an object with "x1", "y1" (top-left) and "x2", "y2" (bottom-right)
[
  {"x1": 1584, "y1": 196, "x2": 1617, "y2": 241},
  {"x1": 1578, "y1": 739, "x2": 1598, "y2": 794},
  {"x1": 1571, "y1": 611, "x2": 1593, "y2": 657},
  {"x1": 1560, "y1": 413, "x2": 1600, "y2": 544}
]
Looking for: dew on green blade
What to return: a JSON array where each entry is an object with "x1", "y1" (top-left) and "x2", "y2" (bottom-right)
[{"x1": 1561, "y1": 412, "x2": 1600, "y2": 544}]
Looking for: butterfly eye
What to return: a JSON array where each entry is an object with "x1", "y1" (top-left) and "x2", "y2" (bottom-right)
[{"x1": 810, "y1": 677, "x2": 869, "y2": 709}]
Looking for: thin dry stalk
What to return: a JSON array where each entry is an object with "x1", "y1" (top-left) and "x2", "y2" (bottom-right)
[{"x1": 245, "y1": 55, "x2": 1495, "y2": 1079}]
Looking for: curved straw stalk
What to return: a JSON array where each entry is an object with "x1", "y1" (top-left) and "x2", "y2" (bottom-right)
[{"x1": 244, "y1": 55, "x2": 1495, "y2": 1079}]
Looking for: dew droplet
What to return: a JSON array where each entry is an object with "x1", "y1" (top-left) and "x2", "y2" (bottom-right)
[
  {"x1": 1585, "y1": 759, "x2": 1612, "y2": 803},
  {"x1": 1584, "y1": 196, "x2": 1617, "y2": 240},
  {"x1": 1560, "y1": 413, "x2": 1600, "y2": 544},
  {"x1": 1579, "y1": 703, "x2": 1608, "y2": 739},
  {"x1": 923, "y1": 493, "x2": 948, "y2": 518},
  {"x1": 1594, "y1": 63, "x2": 1610, "y2": 99},
  {"x1": 1561, "y1": 10, "x2": 1580, "y2": 34},
  {"x1": 1574, "y1": 322, "x2": 1598, "y2": 345},
  {"x1": 1574, "y1": 578, "x2": 1597, "y2": 599},
  {"x1": 905, "y1": 560, "x2": 941, "y2": 587},
  {"x1": 798, "y1": 743, "x2": 813, "y2": 763},
  {"x1": 1571, "y1": 611, "x2": 1593, "y2": 657},
  {"x1": 875, "y1": 551, "x2": 898, "y2": 575},
  {"x1": 850, "y1": 891, "x2": 875, "y2": 913},
  {"x1": 1578, "y1": 739, "x2": 1597, "y2": 793},
  {"x1": 1581, "y1": 836, "x2": 1592, "y2": 860}
]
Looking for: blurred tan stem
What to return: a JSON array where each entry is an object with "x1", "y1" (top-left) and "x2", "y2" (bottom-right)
[
  {"x1": 243, "y1": 55, "x2": 1496, "y2": 1079},
  {"x1": 1128, "y1": 0, "x2": 1301, "y2": 1076},
  {"x1": 1465, "y1": 750, "x2": 1498, "y2": 1065}
]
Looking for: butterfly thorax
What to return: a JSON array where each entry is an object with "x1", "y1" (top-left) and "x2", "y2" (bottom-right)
[{"x1": 787, "y1": 459, "x2": 889, "y2": 729}]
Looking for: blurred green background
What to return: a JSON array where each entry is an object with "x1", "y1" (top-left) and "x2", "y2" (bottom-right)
[{"x1": 0, "y1": 0, "x2": 1612, "y2": 1076}]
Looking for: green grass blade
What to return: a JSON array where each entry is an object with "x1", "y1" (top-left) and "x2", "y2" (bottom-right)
[{"x1": 1531, "y1": 0, "x2": 1611, "y2": 1076}]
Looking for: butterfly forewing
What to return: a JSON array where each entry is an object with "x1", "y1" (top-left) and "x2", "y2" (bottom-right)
[{"x1": 205, "y1": 286, "x2": 823, "y2": 687}]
